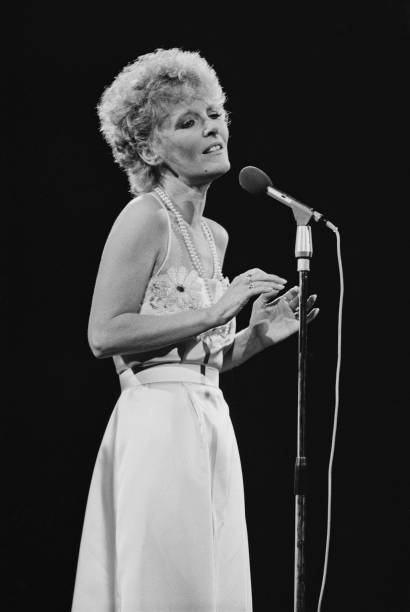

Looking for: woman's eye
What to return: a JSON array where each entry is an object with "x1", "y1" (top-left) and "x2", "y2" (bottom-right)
[
  {"x1": 209, "y1": 112, "x2": 222, "y2": 119},
  {"x1": 180, "y1": 118, "x2": 195, "y2": 129}
]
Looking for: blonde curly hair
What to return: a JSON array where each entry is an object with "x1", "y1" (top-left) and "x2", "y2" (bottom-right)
[{"x1": 97, "y1": 48, "x2": 227, "y2": 195}]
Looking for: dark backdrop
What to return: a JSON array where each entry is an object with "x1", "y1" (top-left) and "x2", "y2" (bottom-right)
[{"x1": 9, "y1": 2, "x2": 409, "y2": 611}]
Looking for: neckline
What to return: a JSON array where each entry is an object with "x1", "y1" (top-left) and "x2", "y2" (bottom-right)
[
  {"x1": 153, "y1": 187, "x2": 223, "y2": 285},
  {"x1": 170, "y1": 217, "x2": 218, "y2": 280}
]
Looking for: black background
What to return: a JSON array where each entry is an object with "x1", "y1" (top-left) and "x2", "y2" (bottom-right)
[{"x1": 8, "y1": 2, "x2": 409, "y2": 610}]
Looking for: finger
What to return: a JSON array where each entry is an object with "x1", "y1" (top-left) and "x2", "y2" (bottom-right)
[
  {"x1": 248, "y1": 281, "x2": 285, "y2": 293},
  {"x1": 271, "y1": 288, "x2": 298, "y2": 312},
  {"x1": 264, "y1": 286, "x2": 297, "y2": 307},
  {"x1": 251, "y1": 279, "x2": 287, "y2": 292},
  {"x1": 307, "y1": 308, "x2": 320, "y2": 323},
  {"x1": 293, "y1": 300, "x2": 317, "y2": 317},
  {"x1": 244, "y1": 269, "x2": 288, "y2": 285},
  {"x1": 285, "y1": 287, "x2": 300, "y2": 309},
  {"x1": 262, "y1": 289, "x2": 283, "y2": 303},
  {"x1": 249, "y1": 283, "x2": 282, "y2": 297},
  {"x1": 264, "y1": 295, "x2": 281, "y2": 307},
  {"x1": 295, "y1": 294, "x2": 318, "y2": 312},
  {"x1": 288, "y1": 291, "x2": 317, "y2": 311},
  {"x1": 306, "y1": 294, "x2": 318, "y2": 311},
  {"x1": 283, "y1": 285, "x2": 299, "y2": 297},
  {"x1": 264, "y1": 296, "x2": 294, "y2": 312}
]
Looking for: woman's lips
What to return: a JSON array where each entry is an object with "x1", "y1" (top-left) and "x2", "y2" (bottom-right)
[{"x1": 202, "y1": 143, "x2": 223, "y2": 154}]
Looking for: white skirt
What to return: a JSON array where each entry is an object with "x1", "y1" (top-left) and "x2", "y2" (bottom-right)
[{"x1": 71, "y1": 364, "x2": 253, "y2": 612}]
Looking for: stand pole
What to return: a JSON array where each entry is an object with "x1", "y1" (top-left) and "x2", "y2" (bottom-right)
[{"x1": 294, "y1": 224, "x2": 313, "y2": 612}]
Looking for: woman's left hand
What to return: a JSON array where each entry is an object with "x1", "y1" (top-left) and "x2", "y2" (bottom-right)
[{"x1": 249, "y1": 285, "x2": 319, "y2": 347}]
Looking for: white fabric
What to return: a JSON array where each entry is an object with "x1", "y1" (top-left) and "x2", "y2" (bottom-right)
[{"x1": 71, "y1": 365, "x2": 253, "y2": 612}]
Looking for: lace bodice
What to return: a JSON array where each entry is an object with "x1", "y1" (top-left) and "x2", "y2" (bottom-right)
[{"x1": 112, "y1": 195, "x2": 236, "y2": 375}]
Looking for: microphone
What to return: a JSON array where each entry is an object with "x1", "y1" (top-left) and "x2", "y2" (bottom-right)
[{"x1": 239, "y1": 165, "x2": 337, "y2": 230}]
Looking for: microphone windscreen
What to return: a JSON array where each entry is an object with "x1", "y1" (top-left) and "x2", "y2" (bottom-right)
[{"x1": 239, "y1": 166, "x2": 273, "y2": 195}]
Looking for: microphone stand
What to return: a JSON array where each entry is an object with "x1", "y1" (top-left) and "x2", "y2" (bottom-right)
[{"x1": 292, "y1": 209, "x2": 313, "y2": 612}]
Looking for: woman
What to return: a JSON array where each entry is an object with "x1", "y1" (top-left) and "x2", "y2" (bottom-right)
[{"x1": 71, "y1": 48, "x2": 318, "y2": 612}]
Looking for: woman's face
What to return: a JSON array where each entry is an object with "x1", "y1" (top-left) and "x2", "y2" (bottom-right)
[{"x1": 153, "y1": 97, "x2": 230, "y2": 186}]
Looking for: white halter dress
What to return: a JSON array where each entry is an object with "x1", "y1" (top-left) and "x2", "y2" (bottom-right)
[{"x1": 71, "y1": 194, "x2": 253, "y2": 612}]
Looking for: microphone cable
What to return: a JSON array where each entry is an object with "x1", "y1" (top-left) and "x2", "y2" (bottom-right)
[{"x1": 317, "y1": 226, "x2": 344, "y2": 612}]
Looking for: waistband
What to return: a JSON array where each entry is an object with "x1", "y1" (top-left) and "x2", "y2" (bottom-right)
[{"x1": 119, "y1": 363, "x2": 220, "y2": 389}]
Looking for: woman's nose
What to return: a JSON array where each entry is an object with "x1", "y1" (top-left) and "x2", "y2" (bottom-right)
[{"x1": 203, "y1": 121, "x2": 218, "y2": 137}]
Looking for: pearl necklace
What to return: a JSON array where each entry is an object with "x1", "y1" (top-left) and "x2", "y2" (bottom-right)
[{"x1": 154, "y1": 186, "x2": 223, "y2": 305}]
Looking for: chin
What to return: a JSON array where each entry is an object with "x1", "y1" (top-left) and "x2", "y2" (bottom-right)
[{"x1": 204, "y1": 159, "x2": 231, "y2": 180}]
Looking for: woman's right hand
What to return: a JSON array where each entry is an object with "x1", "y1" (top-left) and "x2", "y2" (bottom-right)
[{"x1": 209, "y1": 268, "x2": 288, "y2": 326}]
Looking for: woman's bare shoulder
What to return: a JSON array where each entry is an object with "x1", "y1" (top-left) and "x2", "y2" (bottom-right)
[
  {"x1": 111, "y1": 193, "x2": 169, "y2": 236},
  {"x1": 98, "y1": 192, "x2": 169, "y2": 266}
]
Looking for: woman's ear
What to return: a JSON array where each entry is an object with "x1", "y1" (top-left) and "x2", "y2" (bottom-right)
[{"x1": 137, "y1": 142, "x2": 162, "y2": 167}]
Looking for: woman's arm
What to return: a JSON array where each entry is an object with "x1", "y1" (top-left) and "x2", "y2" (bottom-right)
[
  {"x1": 221, "y1": 326, "x2": 266, "y2": 372},
  {"x1": 88, "y1": 195, "x2": 220, "y2": 358}
]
